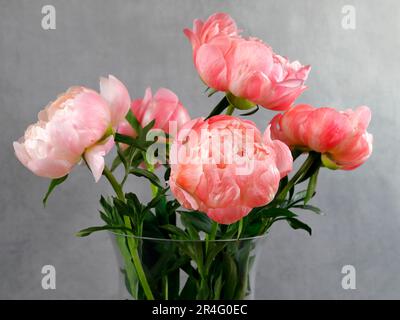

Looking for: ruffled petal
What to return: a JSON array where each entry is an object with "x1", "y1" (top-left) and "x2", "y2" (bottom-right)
[
  {"x1": 100, "y1": 75, "x2": 131, "y2": 127},
  {"x1": 84, "y1": 136, "x2": 114, "y2": 182}
]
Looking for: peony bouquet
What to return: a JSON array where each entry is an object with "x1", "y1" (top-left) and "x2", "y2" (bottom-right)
[{"x1": 13, "y1": 13, "x2": 372, "y2": 300}]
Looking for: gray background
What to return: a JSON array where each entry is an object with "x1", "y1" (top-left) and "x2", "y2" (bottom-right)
[{"x1": 0, "y1": 0, "x2": 398, "y2": 299}]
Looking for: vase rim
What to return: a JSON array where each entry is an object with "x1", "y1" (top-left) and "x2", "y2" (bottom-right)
[{"x1": 109, "y1": 231, "x2": 268, "y2": 243}]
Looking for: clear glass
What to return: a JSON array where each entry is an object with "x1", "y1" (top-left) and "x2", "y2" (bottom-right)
[{"x1": 110, "y1": 233, "x2": 267, "y2": 300}]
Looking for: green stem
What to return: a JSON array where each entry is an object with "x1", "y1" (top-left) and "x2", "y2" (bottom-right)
[
  {"x1": 209, "y1": 221, "x2": 218, "y2": 240},
  {"x1": 163, "y1": 276, "x2": 169, "y2": 300},
  {"x1": 275, "y1": 153, "x2": 316, "y2": 204},
  {"x1": 102, "y1": 165, "x2": 155, "y2": 300},
  {"x1": 205, "y1": 221, "x2": 218, "y2": 254},
  {"x1": 225, "y1": 104, "x2": 234, "y2": 115},
  {"x1": 103, "y1": 166, "x2": 125, "y2": 201},
  {"x1": 145, "y1": 162, "x2": 158, "y2": 197},
  {"x1": 131, "y1": 246, "x2": 154, "y2": 299},
  {"x1": 237, "y1": 219, "x2": 243, "y2": 240},
  {"x1": 121, "y1": 148, "x2": 140, "y2": 187}
]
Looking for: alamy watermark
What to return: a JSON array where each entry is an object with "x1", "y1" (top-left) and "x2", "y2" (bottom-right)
[
  {"x1": 41, "y1": 5, "x2": 56, "y2": 30},
  {"x1": 41, "y1": 265, "x2": 56, "y2": 290},
  {"x1": 341, "y1": 264, "x2": 356, "y2": 290},
  {"x1": 341, "y1": 5, "x2": 356, "y2": 30}
]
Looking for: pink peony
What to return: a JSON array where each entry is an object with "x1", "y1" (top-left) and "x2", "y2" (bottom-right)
[
  {"x1": 184, "y1": 13, "x2": 310, "y2": 111},
  {"x1": 118, "y1": 87, "x2": 191, "y2": 140},
  {"x1": 13, "y1": 75, "x2": 131, "y2": 182},
  {"x1": 169, "y1": 115, "x2": 293, "y2": 224},
  {"x1": 270, "y1": 104, "x2": 373, "y2": 170}
]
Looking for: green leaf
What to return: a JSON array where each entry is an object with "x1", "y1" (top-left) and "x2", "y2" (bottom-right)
[
  {"x1": 222, "y1": 253, "x2": 237, "y2": 299},
  {"x1": 115, "y1": 143, "x2": 129, "y2": 170},
  {"x1": 75, "y1": 225, "x2": 131, "y2": 237},
  {"x1": 142, "y1": 119, "x2": 156, "y2": 136},
  {"x1": 260, "y1": 207, "x2": 297, "y2": 219},
  {"x1": 286, "y1": 218, "x2": 312, "y2": 235},
  {"x1": 113, "y1": 234, "x2": 139, "y2": 298},
  {"x1": 205, "y1": 242, "x2": 228, "y2": 271},
  {"x1": 213, "y1": 272, "x2": 223, "y2": 299},
  {"x1": 100, "y1": 195, "x2": 113, "y2": 213},
  {"x1": 137, "y1": 119, "x2": 156, "y2": 148},
  {"x1": 304, "y1": 167, "x2": 319, "y2": 204},
  {"x1": 181, "y1": 214, "x2": 200, "y2": 240},
  {"x1": 42, "y1": 175, "x2": 68, "y2": 206},
  {"x1": 161, "y1": 224, "x2": 188, "y2": 240},
  {"x1": 129, "y1": 167, "x2": 163, "y2": 189},
  {"x1": 222, "y1": 223, "x2": 242, "y2": 240},
  {"x1": 205, "y1": 96, "x2": 230, "y2": 119},
  {"x1": 285, "y1": 190, "x2": 310, "y2": 207},
  {"x1": 99, "y1": 196, "x2": 124, "y2": 225},
  {"x1": 179, "y1": 211, "x2": 214, "y2": 235},
  {"x1": 125, "y1": 192, "x2": 142, "y2": 213},
  {"x1": 292, "y1": 204, "x2": 322, "y2": 215},
  {"x1": 278, "y1": 176, "x2": 288, "y2": 193},
  {"x1": 111, "y1": 145, "x2": 140, "y2": 172},
  {"x1": 145, "y1": 189, "x2": 168, "y2": 210},
  {"x1": 114, "y1": 133, "x2": 146, "y2": 151},
  {"x1": 241, "y1": 221, "x2": 263, "y2": 238},
  {"x1": 142, "y1": 211, "x2": 166, "y2": 239},
  {"x1": 125, "y1": 110, "x2": 141, "y2": 133},
  {"x1": 99, "y1": 210, "x2": 112, "y2": 224},
  {"x1": 234, "y1": 241, "x2": 252, "y2": 299},
  {"x1": 113, "y1": 198, "x2": 136, "y2": 223},
  {"x1": 114, "y1": 132, "x2": 135, "y2": 145},
  {"x1": 153, "y1": 196, "x2": 170, "y2": 226}
]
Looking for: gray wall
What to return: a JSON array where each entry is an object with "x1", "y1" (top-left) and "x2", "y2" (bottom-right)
[{"x1": 0, "y1": 0, "x2": 398, "y2": 299}]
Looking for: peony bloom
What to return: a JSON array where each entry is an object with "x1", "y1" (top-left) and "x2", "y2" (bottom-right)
[
  {"x1": 169, "y1": 115, "x2": 293, "y2": 224},
  {"x1": 270, "y1": 104, "x2": 373, "y2": 170},
  {"x1": 118, "y1": 87, "x2": 191, "y2": 139},
  {"x1": 184, "y1": 13, "x2": 310, "y2": 111},
  {"x1": 184, "y1": 12, "x2": 239, "y2": 53},
  {"x1": 13, "y1": 75, "x2": 131, "y2": 182}
]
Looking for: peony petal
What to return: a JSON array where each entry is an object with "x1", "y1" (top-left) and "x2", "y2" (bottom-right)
[
  {"x1": 169, "y1": 175, "x2": 199, "y2": 210},
  {"x1": 100, "y1": 75, "x2": 131, "y2": 127},
  {"x1": 84, "y1": 136, "x2": 114, "y2": 182},
  {"x1": 263, "y1": 125, "x2": 293, "y2": 178},
  {"x1": 14, "y1": 140, "x2": 73, "y2": 178},
  {"x1": 195, "y1": 44, "x2": 229, "y2": 91},
  {"x1": 350, "y1": 106, "x2": 372, "y2": 131},
  {"x1": 207, "y1": 206, "x2": 251, "y2": 224},
  {"x1": 304, "y1": 107, "x2": 351, "y2": 152},
  {"x1": 228, "y1": 39, "x2": 274, "y2": 97},
  {"x1": 13, "y1": 141, "x2": 30, "y2": 167}
]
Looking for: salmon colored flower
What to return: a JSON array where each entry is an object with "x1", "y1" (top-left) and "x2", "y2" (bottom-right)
[
  {"x1": 118, "y1": 87, "x2": 191, "y2": 139},
  {"x1": 169, "y1": 115, "x2": 292, "y2": 224},
  {"x1": 270, "y1": 104, "x2": 373, "y2": 170},
  {"x1": 184, "y1": 13, "x2": 310, "y2": 111},
  {"x1": 184, "y1": 12, "x2": 239, "y2": 53},
  {"x1": 13, "y1": 75, "x2": 131, "y2": 182}
]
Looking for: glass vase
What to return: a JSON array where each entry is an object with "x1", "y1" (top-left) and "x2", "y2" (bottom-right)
[{"x1": 110, "y1": 233, "x2": 266, "y2": 300}]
